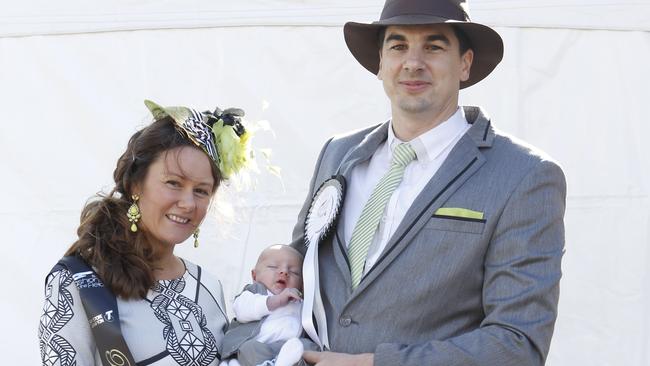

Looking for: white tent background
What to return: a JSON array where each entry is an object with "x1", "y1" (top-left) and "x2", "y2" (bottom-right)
[{"x1": 1, "y1": 1, "x2": 648, "y2": 364}]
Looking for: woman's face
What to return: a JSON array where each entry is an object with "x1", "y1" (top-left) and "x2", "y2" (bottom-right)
[{"x1": 135, "y1": 146, "x2": 215, "y2": 248}]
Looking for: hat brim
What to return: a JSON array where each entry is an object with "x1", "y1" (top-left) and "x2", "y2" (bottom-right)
[{"x1": 344, "y1": 16, "x2": 503, "y2": 89}]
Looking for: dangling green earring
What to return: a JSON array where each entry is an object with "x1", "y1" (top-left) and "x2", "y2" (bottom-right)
[
  {"x1": 127, "y1": 195, "x2": 141, "y2": 232},
  {"x1": 193, "y1": 228, "x2": 200, "y2": 248}
]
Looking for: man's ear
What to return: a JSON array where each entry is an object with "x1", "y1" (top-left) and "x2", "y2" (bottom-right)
[
  {"x1": 459, "y1": 49, "x2": 474, "y2": 82},
  {"x1": 251, "y1": 269, "x2": 257, "y2": 281}
]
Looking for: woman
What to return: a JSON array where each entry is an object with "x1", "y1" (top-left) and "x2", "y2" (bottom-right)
[{"x1": 38, "y1": 100, "x2": 252, "y2": 366}]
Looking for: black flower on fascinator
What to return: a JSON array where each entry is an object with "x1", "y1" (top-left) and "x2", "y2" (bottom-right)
[{"x1": 206, "y1": 107, "x2": 246, "y2": 137}]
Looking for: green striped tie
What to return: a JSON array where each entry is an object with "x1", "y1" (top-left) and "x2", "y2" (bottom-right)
[{"x1": 348, "y1": 142, "x2": 417, "y2": 289}]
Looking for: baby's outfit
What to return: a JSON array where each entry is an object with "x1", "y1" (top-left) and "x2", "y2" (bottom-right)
[{"x1": 220, "y1": 282, "x2": 312, "y2": 366}]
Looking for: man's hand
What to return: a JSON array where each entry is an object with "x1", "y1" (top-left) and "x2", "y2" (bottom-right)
[
  {"x1": 266, "y1": 287, "x2": 302, "y2": 311},
  {"x1": 303, "y1": 351, "x2": 373, "y2": 366}
]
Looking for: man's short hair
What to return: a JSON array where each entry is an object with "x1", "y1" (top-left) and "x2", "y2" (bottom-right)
[
  {"x1": 451, "y1": 26, "x2": 472, "y2": 56},
  {"x1": 377, "y1": 25, "x2": 473, "y2": 56}
]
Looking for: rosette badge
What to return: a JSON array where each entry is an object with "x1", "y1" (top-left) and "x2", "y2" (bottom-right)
[
  {"x1": 304, "y1": 176, "x2": 346, "y2": 248},
  {"x1": 144, "y1": 100, "x2": 252, "y2": 179}
]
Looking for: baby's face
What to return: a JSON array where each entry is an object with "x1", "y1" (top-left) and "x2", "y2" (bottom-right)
[{"x1": 253, "y1": 247, "x2": 303, "y2": 295}]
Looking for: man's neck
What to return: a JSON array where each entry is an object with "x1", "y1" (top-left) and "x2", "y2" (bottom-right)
[{"x1": 391, "y1": 104, "x2": 460, "y2": 141}]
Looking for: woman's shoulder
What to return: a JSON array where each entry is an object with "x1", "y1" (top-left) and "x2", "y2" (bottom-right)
[
  {"x1": 181, "y1": 258, "x2": 219, "y2": 283},
  {"x1": 45, "y1": 265, "x2": 72, "y2": 282},
  {"x1": 44, "y1": 263, "x2": 79, "y2": 298},
  {"x1": 179, "y1": 258, "x2": 225, "y2": 304},
  {"x1": 40, "y1": 264, "x2": 99, "y2": 366}
]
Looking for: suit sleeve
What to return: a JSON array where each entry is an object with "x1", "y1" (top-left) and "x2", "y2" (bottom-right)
[
  {"x1": 290, "y1": 137, "x2": 334, "y2": 255},
  {"x1": 374, "y1": 160, "x2": 567, "y2": 366}
]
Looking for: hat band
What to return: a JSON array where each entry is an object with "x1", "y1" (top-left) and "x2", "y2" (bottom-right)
[{"x1": 372, "y1": 14, "x2": 461, "y2": 26}]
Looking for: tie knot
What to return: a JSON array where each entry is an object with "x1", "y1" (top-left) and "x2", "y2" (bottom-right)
[{"x1": 391, "y1": 143, "x2": 416, "y2": 167}]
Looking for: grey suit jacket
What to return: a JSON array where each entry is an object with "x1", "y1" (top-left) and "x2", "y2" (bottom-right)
[{"x1": 291, "y1": 106, "x2": 566, "y2": 366}]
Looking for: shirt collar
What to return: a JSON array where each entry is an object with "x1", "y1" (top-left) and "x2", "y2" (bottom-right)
[{"x1": 388, "y1": 107, "x2": 468, "y2": 163}]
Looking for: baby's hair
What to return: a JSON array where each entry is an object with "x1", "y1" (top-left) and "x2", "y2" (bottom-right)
[{"x1": 255, "y1": 244, "x2": 304, "y2": 267}]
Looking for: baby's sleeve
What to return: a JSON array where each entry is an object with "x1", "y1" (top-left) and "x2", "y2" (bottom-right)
[{"x1": 232, "y1": 290, "x2": 271, "y2": 323}]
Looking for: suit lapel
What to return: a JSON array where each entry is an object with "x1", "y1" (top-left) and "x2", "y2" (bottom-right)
[
  {"x1": 337, "y1": 122, "x2": 390, "y2": 178},
  {"x1": 331, "y1": 122, "x2": 390, "y2": 287},
  {"x1": 351, "y1": 107, "x2": 495, "y2": 297}
]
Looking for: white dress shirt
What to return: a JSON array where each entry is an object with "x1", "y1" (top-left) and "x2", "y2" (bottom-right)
[{"x1": 342, "y1": 107, "x2": 471, "y2": 274}]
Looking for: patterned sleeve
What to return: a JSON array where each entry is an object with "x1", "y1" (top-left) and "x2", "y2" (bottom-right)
[{"x1": 38, "y1": 269, "x2": 98, "y2": 366}]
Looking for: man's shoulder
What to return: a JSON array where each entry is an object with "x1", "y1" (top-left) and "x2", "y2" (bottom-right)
[
  {"x1": 328, "y1": 122, "x2": 385, "y2": 145},
  {"x1": 491, "y1": 128, "x2": 562, "y2": 168},
  {"x1": 463, "y1": 106, "x2": 563, "y2": 177},
  {"x1": 483, "y1": 129, "x2": 566, "y2": 191},
  {"x1": 316, "y1": 121, "x2": 386, "y2": 162}
]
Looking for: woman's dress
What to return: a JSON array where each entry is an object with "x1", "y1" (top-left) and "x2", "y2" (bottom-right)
[{"x1": 38, "y1": 259, "x2": 228, "y2": 366}]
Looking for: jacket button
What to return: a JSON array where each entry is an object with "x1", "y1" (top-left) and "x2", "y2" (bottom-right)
[{"x1": 339, "y1": 316, "x2": 352, "y2": 327}]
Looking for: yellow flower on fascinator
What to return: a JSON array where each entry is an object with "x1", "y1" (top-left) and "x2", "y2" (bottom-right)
[{"x1": 211, "y1": 116, "x2": 252, "y2": 179}]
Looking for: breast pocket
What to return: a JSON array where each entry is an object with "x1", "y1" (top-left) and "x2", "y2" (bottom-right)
[{"x1": 424, "y1": 214, "x2": 486, "y2": 234}]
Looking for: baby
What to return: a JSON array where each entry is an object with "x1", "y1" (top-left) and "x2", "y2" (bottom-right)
[{"x1": 220, "y1": 245, "x2": 310, "y2": 366}]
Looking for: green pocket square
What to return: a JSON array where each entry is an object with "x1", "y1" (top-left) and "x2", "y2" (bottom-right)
[{"x1": 434, "y1": 207, "x2": 484, "y2": 220}]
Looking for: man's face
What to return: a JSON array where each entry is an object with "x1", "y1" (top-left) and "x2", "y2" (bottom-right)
[{"x1": 378, "y1": 24, "x2": 473, "y2": 118}]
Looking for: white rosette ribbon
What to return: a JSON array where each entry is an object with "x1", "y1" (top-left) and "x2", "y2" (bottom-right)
[{"x1": 302, "y1": 176, "x2": 345, "y2": 350}]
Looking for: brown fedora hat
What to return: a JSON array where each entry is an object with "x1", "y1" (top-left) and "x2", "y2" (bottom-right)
[{"x1": 344, "y1": 0, "x2": 503, "y2": 89}]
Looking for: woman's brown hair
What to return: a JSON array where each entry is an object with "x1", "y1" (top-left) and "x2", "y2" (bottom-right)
[{"x1": 65, "y1": 117, "x2": 222, "y2": 299}]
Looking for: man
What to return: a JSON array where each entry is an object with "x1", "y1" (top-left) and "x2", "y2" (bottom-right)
[{"x1": 291, "y1": 0, "x2": 566, "y2": 365}]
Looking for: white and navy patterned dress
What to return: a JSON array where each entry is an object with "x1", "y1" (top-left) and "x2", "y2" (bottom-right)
[{"x1": 38, "y1": 259, "x2": 228, "y2": 366}]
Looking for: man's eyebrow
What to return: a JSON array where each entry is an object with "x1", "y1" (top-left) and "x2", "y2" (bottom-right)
[
  {"x1": 384, "y1": 33, "x2": 450, "y2": 45},
  {"x1": 385, "y1": 33, "x2": 406, "y2": 43},
  {"x1": 426, "y1": 34, "x2": 450, "y2": 45}
]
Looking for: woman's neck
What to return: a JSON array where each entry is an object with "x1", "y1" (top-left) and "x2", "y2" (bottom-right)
[{"x1": 152, "y1": 248, "x2": 185, "y2": 281}]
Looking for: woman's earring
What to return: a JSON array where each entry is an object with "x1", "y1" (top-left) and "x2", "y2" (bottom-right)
[
  {"x1": 193, "y1": 228, "x2": 200, "y2": 248},
  {"x1": 127, "y1": 194, "x2": 141, "y2": 232}
]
